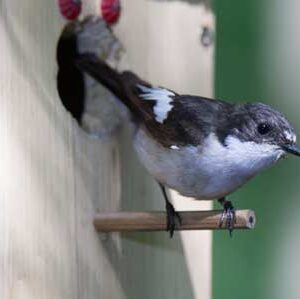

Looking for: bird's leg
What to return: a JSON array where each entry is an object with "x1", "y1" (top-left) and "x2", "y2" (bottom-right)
[
  {"x1": 218, "y1": 197, "x2": 236, "y2": 236},
  {"x1": 159, "y1": 183, "x2": 182, "y2": 238}
]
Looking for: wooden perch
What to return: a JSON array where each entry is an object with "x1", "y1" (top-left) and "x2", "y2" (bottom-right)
[{"x1": 93, "y1": 210, "x2": 255, "y2": 232}]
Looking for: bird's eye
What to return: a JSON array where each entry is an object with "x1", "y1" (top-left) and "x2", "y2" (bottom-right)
[{"x1": 257, "y1": 122, "x2": 272, "y2": 135}]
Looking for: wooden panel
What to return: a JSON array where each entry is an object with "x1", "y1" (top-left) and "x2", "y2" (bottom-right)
[
  {"x1": 0, "y1": 1, "x2": 122, "y2": 298},
  {"x1": 114, "y1": 2, "x2": 214, "y2": 299},
  {"x1": 0, "y1": 0, "x2": 214, "y2": 298}
]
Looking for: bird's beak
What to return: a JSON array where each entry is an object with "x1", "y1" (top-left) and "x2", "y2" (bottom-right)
[{"x1": 282, "y1": 143, "x2": 300, "y2": 156}]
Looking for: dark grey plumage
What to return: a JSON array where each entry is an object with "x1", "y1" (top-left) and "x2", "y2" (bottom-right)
[
  {"x1": 74, "y1": 53, "x2": 300, "y2": 237},
  {"x1": 75, "y1": 53, "x2": 296, "y2": 151}
]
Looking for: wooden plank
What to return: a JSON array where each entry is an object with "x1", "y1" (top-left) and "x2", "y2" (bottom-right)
[
  {"x1": 114, "y1": 1, "x2": 215, "y2": 299},
  {"x1": 0, "y1": 1, "x2": 122, "y2": 299}
]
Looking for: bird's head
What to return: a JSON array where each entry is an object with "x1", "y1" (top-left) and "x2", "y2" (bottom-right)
[{"x1": 215, "y1": 102, "x2": 300, "y2": 172}]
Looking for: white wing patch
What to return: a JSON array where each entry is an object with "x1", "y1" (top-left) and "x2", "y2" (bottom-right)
[{"x1": 137, "y1": 84, "x2": 175, "y2": 123}]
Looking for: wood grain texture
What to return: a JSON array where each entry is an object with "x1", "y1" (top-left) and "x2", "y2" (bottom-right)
[
  {"x1": 94, "y1": 210, "x2": 256, "y2": 232},
  {"x1": 0, "y1": 1, "x2": 122, "y2": 298},
  {"x1": 0, "y1": 0, "x2": 214, "y2": 298}
]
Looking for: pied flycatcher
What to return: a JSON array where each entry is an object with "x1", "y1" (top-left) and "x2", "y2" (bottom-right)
[{"x1": 75, "y1": 53, "x2": 300, "y2": 237}]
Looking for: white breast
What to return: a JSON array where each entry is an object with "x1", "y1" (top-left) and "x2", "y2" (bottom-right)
[{"x1": 134, "y1": 130, "x2": 284, "y2": 199}]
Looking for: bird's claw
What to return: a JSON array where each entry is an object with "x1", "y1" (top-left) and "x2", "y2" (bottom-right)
[
  {"x1": 218, "y1": 201, "x2": 236, "y2": 236},
  {"x1": 166, "y1": 202, "x2": 182, "y2": 238}
]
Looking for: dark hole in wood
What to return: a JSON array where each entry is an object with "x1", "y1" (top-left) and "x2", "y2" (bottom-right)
[{"x1": 56, "y1": 23, "x2": 85, "y2": 124}]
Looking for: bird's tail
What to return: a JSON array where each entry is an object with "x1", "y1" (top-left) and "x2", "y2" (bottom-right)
[
  {"x1": 75, "y1": 53, "x2": 125, "y2": 101},
  {"x1": 75, "y1": 53, "x2": 148, "y2": 119}
]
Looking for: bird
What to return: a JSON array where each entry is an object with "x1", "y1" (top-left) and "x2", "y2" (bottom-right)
[{"x1": 75, "y1": 53, "x2": 300, "y2": 237}]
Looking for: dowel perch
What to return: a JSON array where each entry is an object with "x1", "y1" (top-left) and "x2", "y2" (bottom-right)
[{"x1": 93, "y1": 210, "x2": 256, "y2": 232}]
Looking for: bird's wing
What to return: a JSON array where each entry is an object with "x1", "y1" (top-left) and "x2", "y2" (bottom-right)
[
  {"x1": 75, "y1": 54, "x2": 226, "y2": 148},
  {"x1": 121, "y1": 72, "x2": 224, "y2": 148}
]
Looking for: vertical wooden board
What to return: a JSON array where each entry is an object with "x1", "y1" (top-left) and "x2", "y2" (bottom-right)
[
  {"x1": 72, "y1": 131, "x2": 124, "y2": 299},
  {"x1": 0, "y1": 1, "x2": 123, "y2": 298},
  {"x1": 114, "y1": 1, "x2": 214, "y2": 299},
  {"x1": 0, "y1": 1, "x2": 78, "y2": 298}
]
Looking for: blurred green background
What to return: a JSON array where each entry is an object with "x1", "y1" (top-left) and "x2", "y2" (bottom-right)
[{"x1": 213, "y1": 1, "x2": 300, "y2": 299}]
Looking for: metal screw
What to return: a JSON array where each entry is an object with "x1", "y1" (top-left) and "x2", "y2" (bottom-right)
[{"x1": 201, "y1": 26, "x2": 214, "y2": 47}]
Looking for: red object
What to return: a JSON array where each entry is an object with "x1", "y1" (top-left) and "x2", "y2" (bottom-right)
[
  {"x1": 101, "y1": 0, "x2": 121, "y2": 25},
  {"x1": 58, "y1": 0, "x2": 82, "y2": 20}
]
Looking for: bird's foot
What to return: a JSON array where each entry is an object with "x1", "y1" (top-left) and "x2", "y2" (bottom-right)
[
  {"x1": 218, "y1": 199, "x2": 236, "y2": 236},
  {"x1": 165, "y1": 201, "x2": 182, "y2": 238}
]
